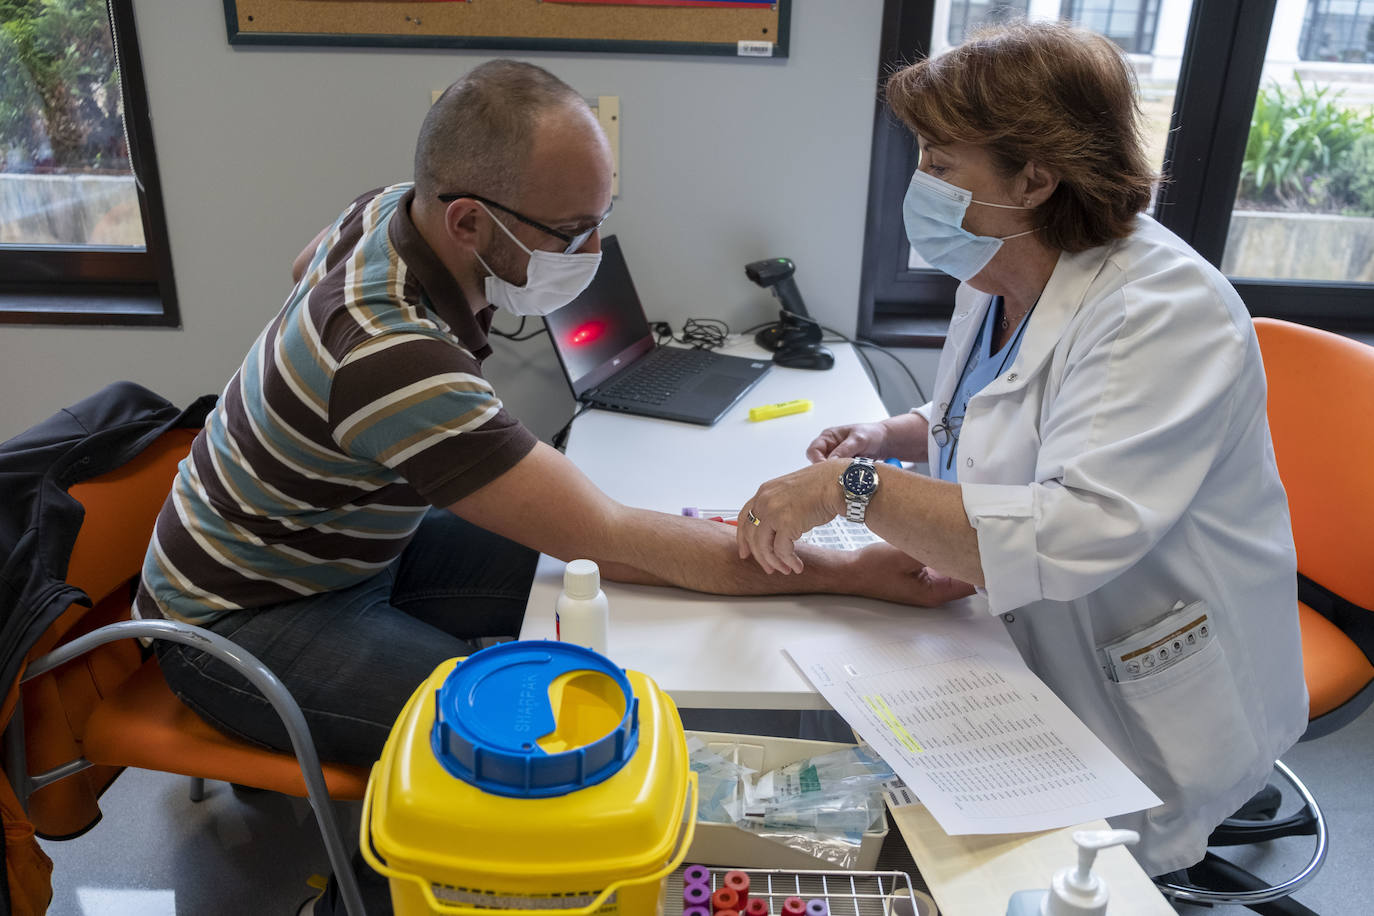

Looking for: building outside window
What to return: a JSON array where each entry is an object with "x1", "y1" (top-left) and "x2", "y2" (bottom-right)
[
  {"x1": 1299, "y1": 0, "x2": 1374, "y2": 62},
  {"x1": 945, "y1": 0, "x2": 1032, "y2": 45},
  {"x1": 1059, "y1": 0, "x2": 1163, "y2": 54}
]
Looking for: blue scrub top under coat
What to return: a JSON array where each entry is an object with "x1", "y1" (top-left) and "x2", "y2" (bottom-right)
[{"x1": 934, "y1": 297, "x2": 1029, "y2": 481}]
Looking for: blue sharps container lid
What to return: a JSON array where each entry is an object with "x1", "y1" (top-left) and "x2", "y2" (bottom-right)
[{"x1": 430, "y1": 640, "x2": 639, "y2": 798}]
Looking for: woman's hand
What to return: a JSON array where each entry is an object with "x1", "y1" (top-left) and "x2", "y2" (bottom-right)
[
  {"x1": 738, "y1": 459, "x2": 846, "y2": 574},
  {"x1": 805, "y1": 423, "x2": 889, "y2": 464}
]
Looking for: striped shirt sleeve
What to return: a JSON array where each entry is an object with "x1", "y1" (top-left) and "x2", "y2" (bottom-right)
[{"x1": 329, "y1": 331, "x2": 537, "y2": 508}]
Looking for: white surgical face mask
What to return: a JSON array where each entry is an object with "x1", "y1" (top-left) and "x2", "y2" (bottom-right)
[
  {"x1": 902, "y1": 169, "x2": 1037, "y2": 282},
  {"x1": 473, "y1": 202, "x2": 602, "y2": 316}
]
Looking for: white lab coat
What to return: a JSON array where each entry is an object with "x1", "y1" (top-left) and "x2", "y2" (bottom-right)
[{"x1": 915, "y1": 214, "x2": 1308, "y2": 875}]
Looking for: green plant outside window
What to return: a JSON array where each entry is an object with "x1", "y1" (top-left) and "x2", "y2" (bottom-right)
[{"x1": 1239, "y1": 75, "x2": 1374, "y2": 216}]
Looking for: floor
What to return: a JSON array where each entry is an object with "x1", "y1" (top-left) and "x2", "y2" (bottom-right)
[{"x1": 37, "y1": 702, "x2": 1374, "y2": 916}]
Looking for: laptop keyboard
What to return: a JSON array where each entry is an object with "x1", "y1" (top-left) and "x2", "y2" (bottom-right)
[{"x1": 598, "y1": 347, "x2": 722, "y2": 405}]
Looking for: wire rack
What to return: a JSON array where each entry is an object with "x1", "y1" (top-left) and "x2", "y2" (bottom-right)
[{"x1": 664, "y1": 866, "x2": 914, "y2": 916}]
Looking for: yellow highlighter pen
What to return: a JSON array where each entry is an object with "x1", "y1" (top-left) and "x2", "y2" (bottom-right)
[{"x1": 748, "y1": 399, "x2": 813, "y2": 422}]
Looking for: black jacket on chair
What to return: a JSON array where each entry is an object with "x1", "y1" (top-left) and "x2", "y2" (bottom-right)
[{"x1": 0, "y1": 381, "x2": 215, "y2": 694}]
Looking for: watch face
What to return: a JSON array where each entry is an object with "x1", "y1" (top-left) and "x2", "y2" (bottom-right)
[{"x1": 842, "y1": 464, "x2": 878, "y2": 497}]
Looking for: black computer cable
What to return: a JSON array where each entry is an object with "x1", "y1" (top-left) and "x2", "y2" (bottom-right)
[
  {"x1": 489, "y1": 316, "x2": 548, "y2": 342},
  {"x1": 819, "y1": 326, "x2": 928, "y2": 405},
  {"x1": 652, "y1": 318, "x2": 730, "y2": 350},
  {"x1": 552, "y1": 402, "x2": 594, "y2": 453},
  {"x1": 740, "y1": 319, "x2": 927, "y2": 404}
]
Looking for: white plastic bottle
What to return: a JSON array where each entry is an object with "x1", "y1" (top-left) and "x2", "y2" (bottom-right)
[
  {"x1": 1004, "y1": 828, "x2": 1139, "y2": 916},
  {"x1": 555, "y1": 559, "x2": 609, "y2": 655}
]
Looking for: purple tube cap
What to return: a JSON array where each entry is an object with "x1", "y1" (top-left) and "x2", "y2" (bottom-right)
[
  {"x1": 684, "y1": 863, "x2": 712, "y2": 885},
  {"x1": 684, "y1": 885, "x2": 712, "y2": 906}
]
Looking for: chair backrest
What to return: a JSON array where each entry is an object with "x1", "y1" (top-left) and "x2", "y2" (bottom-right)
[
  {"x1": 1254, "y1": 317, "x2": 1374, "y2": 609},
  {"x1": 33, "y1": 427, "x2": 197, "y2": 655},
  {"x1": 65, "y1": 427, "x2": 196, "y2": 608},
  {"x1": 18, "y1": 427, "x2": 195, "y2": 838}
]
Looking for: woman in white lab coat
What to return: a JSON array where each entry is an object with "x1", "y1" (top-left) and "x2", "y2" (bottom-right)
[{"x1": 737, "y1": 22, "x2": 1308, "y2": 877}]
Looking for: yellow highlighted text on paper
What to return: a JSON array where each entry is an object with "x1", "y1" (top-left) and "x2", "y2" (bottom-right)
[{"x1": 864, "y1": 694, "x2": 922, "y2": 753}]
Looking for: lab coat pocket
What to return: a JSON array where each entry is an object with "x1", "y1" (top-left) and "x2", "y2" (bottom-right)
[{"x1": 1108, "y1": 636, "x2": 1259, "y2": 799}]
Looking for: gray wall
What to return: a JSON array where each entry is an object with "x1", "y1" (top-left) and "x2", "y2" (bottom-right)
[{"x1": 0, "y1": 0, "x2": 938, "y2": 443}]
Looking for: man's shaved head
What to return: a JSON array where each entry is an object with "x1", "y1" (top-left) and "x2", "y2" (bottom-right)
[{"x1": 414, "y1": 60, "x2": 587, "y2": 203}]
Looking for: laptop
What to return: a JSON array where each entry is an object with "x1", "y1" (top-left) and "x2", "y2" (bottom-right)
[{"x1": 544, "y1": 236, "x2": 771, "y2": 426}]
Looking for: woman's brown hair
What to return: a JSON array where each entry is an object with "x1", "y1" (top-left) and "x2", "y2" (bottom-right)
[{"x1": 885, "y1": 22, "x2": 1157, "y2": 252}]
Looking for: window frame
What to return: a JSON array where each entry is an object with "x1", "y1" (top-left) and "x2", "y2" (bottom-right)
[
  {"x1": 0, "y1": 0, "x2": 179, "y2": 328},
  {"x1": 858, "y1": 0, "x2": 1374, "y2": 343}
]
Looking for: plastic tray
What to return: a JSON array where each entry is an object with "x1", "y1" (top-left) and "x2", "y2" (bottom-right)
[
  {"x1": 665, "y1": 866, "x2": 915, "y2": 916},
  {"x1": 685, "y1": 731, "x2": 889, "y2": 870}
]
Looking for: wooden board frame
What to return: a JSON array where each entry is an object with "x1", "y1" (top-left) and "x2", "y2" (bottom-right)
[{"x1": 223, "y1": 1, "x2": 791, "y2": 58}]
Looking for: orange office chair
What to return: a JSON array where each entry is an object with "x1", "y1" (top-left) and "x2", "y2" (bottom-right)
[
  {"x1": 2, "y1": 427, "x2": 370, "y2": 915},
  {"x1": 1155, "y1": 318, "x2": 1374, "y2": 914},
  {"x1": 1256, "y1": 318, "x2": 1374, "y2": 735}
]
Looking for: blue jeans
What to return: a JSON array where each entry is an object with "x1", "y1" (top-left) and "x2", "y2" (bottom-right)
[{"x1": 157, "y1": 509, "x2": 538, "y2": 768}]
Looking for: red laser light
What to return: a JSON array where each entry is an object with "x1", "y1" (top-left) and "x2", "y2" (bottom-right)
[{"x1": 568, "y1": 320, "x2": 606, "y2": 345}]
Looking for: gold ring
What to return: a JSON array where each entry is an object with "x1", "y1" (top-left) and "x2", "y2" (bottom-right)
[{"x1": 746, "y1": 509, "x2": 761, "y2": 527}]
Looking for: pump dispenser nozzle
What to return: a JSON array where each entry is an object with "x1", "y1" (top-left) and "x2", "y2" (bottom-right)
[{"x1": 1044, "y1": 829, "x2": 1140, "y2": 916}]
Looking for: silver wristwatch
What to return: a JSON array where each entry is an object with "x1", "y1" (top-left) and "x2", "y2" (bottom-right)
[{"x1": 839, "y1": 457, "x2": 879, "y2": 524}]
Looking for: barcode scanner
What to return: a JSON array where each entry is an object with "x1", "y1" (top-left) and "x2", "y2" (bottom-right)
[{"x1": 745, "y1": 257, "x2": 833, "y2": 371}]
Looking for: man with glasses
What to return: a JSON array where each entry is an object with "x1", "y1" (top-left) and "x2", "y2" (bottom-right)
[{"x1": 135, "y1": 60, "x2": 966, "y2": 789}]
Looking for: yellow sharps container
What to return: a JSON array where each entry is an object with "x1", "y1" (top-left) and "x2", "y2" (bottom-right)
[{"x1": 362, "y1": 640, "x2": 697, "y2": 916}]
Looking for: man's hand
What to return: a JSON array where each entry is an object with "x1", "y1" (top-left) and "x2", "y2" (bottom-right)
[{"x1": 849, "y1": 541, "x2": 976, "y2": 606}]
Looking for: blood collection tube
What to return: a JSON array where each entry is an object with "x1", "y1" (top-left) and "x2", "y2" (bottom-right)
[
  {"x1": 684, "y1": 864, "x2": 712, "y2": 887},
  {"x1": 717, "y1": 911, "x2": 740, "y2": 916},
  {"x1": 806, "y1": 900, "x2": 829, "y2": 916},
  {"x1": 684, "y1": 884, "x2": 711, "y2": 908},
  {"x1": 782, "y1": 897, "x2": 807, "y2": 916},
  {"x1": 745, "y1": 898, "x2": 770, "y2": 916},
  {"x1": 684, "y1": 909, "x2": 712, "y2": 916},
  {"x1": 723, "y1": 871, "x2": 750, "y2": 909},
  {"x1": 712, "y1": 887, "x2": 740, "y2": 913}
]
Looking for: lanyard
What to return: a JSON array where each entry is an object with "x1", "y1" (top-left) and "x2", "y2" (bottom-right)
[
  {"x1": 992, "y1": 295, "x2": 1039, "y2": 379},
  {"x1": 940, "y1": 295, "x2": 1040, "y2": 473}
]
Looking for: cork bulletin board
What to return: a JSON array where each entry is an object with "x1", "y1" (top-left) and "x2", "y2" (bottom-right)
[{"x1": 223, "y1": 1, "x2": 791, "y2": 58}]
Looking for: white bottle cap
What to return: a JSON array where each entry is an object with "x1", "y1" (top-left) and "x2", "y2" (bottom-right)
[
  {"x1": 563, "y1": 559, "x2": 601, "y2": 600},
  {"x1": 1044, "y1": 829, "x2": 1138, "y2": 916}
]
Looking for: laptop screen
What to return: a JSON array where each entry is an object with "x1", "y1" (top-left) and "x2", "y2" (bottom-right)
[{"x1": 543, "y1": 235, "x2": 656, "y2": 398}]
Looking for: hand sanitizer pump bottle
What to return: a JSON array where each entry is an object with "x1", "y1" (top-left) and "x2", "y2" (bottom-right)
[
  {"x1": 1005, "y1": 829, "x2": 1140, "y2": 916},
  {"x1": 555, "y1": 559, "x2": 610, "y2": 655}
]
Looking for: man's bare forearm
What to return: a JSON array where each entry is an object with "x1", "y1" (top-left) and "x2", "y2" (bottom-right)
[{"x1": 594, "y1": 508, "x2": 855, "y2": 595}]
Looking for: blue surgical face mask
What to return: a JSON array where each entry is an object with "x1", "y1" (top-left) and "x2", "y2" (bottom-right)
[{"x1": 902, "y1": 169, "x2": 1037, "y2": 282}]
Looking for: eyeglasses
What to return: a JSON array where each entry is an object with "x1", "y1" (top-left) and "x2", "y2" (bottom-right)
[
  {"x1": 436, "y1": 192, "x2": 612, "y2": 254},
  {"x1": 930, "y1": 412, "x2": 963, "y2": 470}
]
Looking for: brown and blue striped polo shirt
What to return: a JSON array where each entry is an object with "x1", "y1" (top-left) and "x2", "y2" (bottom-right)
[{"x1": 136, "y1": 183, "x2": 536, "y2": 625}]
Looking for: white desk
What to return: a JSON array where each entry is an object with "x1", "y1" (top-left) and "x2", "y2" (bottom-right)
[
  {"x1": 518, "y1": 341, "x2": 992, "y2": 709},
  {"x1": 517, "y1": 341, "x2": 1175, "y2": 915},
  {"x1": 892, "y1": 806, "x2": 1178, "y2": 916}
]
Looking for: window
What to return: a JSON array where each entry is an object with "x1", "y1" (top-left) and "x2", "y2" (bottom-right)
[
  {"x1": 1225, "y1": 29, "x2": 1374, "y2": 284},
  {"x1": 1299, "y1": 0, "x2": 1374, "y2": 61},
  {"x1": 1060, "y1": 0, "x2": 1163, "y2": 54},
  {"x1": 946, "y1": 1, "x2": 1031, "y2": 46},
  {"x1": 860, "y1": 0, "x2": 1374, "y2": 342},
  {"x1": 0, "y1": 0, "x2": 178, "y2": 326}
]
